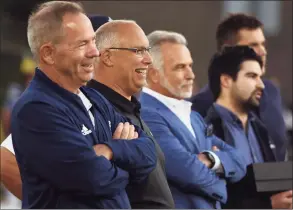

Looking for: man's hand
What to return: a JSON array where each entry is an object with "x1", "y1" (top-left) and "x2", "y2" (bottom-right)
[
  {"x1": 112, "y1": 122, "x2": 138, "y2": 140},
  {"x1": 93, "y1": 144, "x2": 113, "y2": 160},
  {"x1": 271, "y1": 190, "x2": 293, "y2": 209},
  {"x1": 212, "y1": 146, "x2": 219, "y2": 151},
  {"x1": 197, "y1": 146, "x2": 219, "y2": 168},
  {"x1": 197, "y1": 153, "x2": 212, "y2": 168}
]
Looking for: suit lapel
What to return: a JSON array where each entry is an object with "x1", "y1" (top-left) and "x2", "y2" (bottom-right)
[{"x1": 140, "y1": 92, "x2": 200, "y2": 152}]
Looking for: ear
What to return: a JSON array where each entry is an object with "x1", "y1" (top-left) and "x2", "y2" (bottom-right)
[
  {"x1": 148, "y1": 66, "x2": 160, "y2": 84},
  {"x1": 100, "y1": 50, "x2": 114, "y2": 67},
  {"x1": 220, "y1": 74, "x2": 233, "y2": 89},
  {"x1": 39, "y1": 43, "x2": 55, "y2": 65}
]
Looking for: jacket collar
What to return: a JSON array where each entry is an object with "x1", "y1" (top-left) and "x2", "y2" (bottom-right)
[{"x1": 86, "y1": 80, "x2": 141, "y2": 115}]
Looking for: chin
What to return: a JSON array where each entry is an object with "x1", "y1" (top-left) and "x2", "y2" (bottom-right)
[
  {"x1": 248, "y1": 101, "x2": 260, "y2": 109},
  {"x1": 81, "y1": 78, "x2": 91, "y2": 85},
  {"x1": 180, "y1": 91, "x2": 193, "y2": 99}
]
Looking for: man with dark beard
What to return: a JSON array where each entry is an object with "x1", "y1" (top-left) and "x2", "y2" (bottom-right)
[
  {"x1": 205, "y1": 46, "x2": 292, "y2": 209},
  {"x1": 190, "y1": 13, "x2": 288, "y2": 162}
]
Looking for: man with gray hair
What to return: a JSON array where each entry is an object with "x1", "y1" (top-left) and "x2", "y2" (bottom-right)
[
  {"x1": 86, "y1": 19, "x2": 175, "y2": 209},
  {"x1": 139, "y1": 30, "x2": 247, "y2": 208},
  {"x1": 4, "y1": 1, "x2": 157, "y2": 208}
]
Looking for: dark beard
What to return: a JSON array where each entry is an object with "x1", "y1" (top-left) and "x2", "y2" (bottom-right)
[{"x1": 240, "y1": 90, "x2": 262, "y2": 112}]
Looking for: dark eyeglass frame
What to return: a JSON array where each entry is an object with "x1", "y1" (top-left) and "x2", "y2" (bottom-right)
[{"x1": 108, "y1": 47, "x2": 151, "y2": 56}]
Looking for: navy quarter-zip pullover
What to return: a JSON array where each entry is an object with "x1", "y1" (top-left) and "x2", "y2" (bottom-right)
[{"x1": 11, "y1": 69, "x2": 156, "y2": 209}]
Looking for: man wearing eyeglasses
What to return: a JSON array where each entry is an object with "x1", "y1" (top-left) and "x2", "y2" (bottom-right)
[
  {"x1": 0, "y1": 15, "x2": 159, "y2": 208},
  {"x1": 86, "y1": 19, "x2": 175, "y2": 209}
]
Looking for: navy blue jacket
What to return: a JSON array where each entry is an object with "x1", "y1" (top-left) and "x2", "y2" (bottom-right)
[
  {"x1": 190, "y1": 79, "x2": 288, "y2": 161},
  {"x1": 140, "y1": 92, "x2": 246, "y2": 209},
  {"x1": 11, "y1": 69, "x2": 156, "y2": 209}
]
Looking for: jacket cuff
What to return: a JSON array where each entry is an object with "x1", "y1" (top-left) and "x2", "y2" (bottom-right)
[
  {"x1": 202, "y1": 150, "x2": 222, "y2": 171},
  {"x1": 103, "y1": 140, "x2": 124, "y2": 162}
]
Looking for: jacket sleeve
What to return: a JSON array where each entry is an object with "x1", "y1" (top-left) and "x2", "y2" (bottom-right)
[
  {"x1": 105, "y1": 127, "x2": 156, "y2": 183},
  {"x1": 101, "y1": 97, "x2": 157, "y2": 184},
  {"x1": 207, "y1": 135, "x2": 247, "y2": 183},
  {"x1": 196, "y1": 112, "x2": 247, "y2": 183},
  {"x1": 12, "y1": 102, "x2": 129, "y2": 197},
  {"x1": 140, "y1": 108, "x2": 227, "y2": 203}
]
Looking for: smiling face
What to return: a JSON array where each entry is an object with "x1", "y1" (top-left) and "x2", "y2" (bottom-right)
[
  {"x1": 158, "y1": 42, "x2": 194, "y2": 100},
  {"x1": 52, "y1": 12, "x2": 99, "y2": 87},
  {"x1": 109, "y1": 23, "x2": 152, "y2": 95},
  {"x1": 230, "y1": 60, "x2": 265, "y2": 108}
]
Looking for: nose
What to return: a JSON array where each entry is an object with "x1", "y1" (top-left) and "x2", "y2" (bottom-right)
[
  {"x1": 142, "y1": 51, "x2": 152, "y2": 65},
  {"x1": 88, "y1": 42, "x2": 100, "y2": 58},
  {"x1": 186, "y1": 67, "x2": 195, "y2": 80},
  {"x1": 257, "y1": 78, "x2": 265, "y2": 90},
  {"x1": 254, "y1": 45, "x2": 267, "y2": 57}
]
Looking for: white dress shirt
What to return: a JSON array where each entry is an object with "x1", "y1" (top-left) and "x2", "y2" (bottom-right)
[
  {"x1": 142, "y1": 87, "x2": 222, "y2": 171},
  {"x1": 143, "y1": 87, "x2": 196, "y2": 137}
]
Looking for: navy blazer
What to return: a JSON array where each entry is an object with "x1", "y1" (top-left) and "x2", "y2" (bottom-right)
[
  {"x1": 139, "y1": 92, "x2": 246, "y2": 209},
  {"x1": 11, "y1": 69, "x2": 156, "y2": 209},
  {"x1": 190, "y1": 79, "x2": 288, "y2": 161}
]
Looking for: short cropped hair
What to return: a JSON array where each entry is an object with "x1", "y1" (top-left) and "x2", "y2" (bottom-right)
[
  {"x1": 27, "y1": 1, "x2": 85, "y2": 60},
  {"x1": 208, "y1": 46, "x2": 263, "y2": 99},
  {"x1": 147, "y1": 30, "x2": 187, "y2": 72},
  {"x1": 216, "y1": 13, "x2": 263, "y2": 51}
]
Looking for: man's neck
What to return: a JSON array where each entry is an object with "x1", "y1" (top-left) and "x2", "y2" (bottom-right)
[
  {"x1": 94, "y1": 77, "x2": 132, "y2": 101},
  {"x1": 216, "y1": 97, "x2": 248, "y2": 129},
  {"x1": 40, "y1": 64, "x2": 80, "y2": 94}
]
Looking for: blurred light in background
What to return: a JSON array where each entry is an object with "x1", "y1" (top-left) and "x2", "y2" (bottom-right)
[{"x1": 222, "y1": 1, "x2": 281, "y2": 36}]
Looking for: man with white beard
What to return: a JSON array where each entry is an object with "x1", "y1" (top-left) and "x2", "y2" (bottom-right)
[{"x1": 139, "y1": 30, "x2": 247, "y2": 209}]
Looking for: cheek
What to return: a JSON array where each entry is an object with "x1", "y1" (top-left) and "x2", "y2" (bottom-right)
[
  {"x1": 174, "y1": 75, "x2": 187, "y2": 87},
  {"x1": 56, "y1": 51, "x2": 75, "y2": 67},
  {"x1": 235, "y1": 82, "x2": 254, "y2": 96}
]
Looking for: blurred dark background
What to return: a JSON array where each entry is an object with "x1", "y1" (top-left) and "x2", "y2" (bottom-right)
[{"x1": 0, "y1": 0, "x2": 292, "y2": 132}]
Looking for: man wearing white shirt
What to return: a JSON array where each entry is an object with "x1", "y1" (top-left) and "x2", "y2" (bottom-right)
[
  {"x1": 0, "y1": 90, "x2": 96, "y2": 201},
  {"x1": 139, "y1": 30, "x2": 247, "y2": 209},
  {"x1": 1, "y1": 135, "x2": 22, "y2": 202}
]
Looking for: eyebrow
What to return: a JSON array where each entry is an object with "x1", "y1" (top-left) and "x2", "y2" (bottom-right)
[
  {"x1": 76, "y1": 35, "x2": 96, "y2": 43},
  {"x1": 127, "y1": 46, "x2": 149, "y2": 49}
]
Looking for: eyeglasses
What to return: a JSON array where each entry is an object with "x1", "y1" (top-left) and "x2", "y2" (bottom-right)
[{"x1": 108, "y1": 47, "x2": 151, "y2": 56}]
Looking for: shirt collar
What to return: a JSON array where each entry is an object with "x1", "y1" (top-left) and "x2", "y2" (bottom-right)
[
  {"x1": 213, "y1": 103, "x2": 255, "y2": 126},
  {"x1": 77, "y1": 90, "x2": 92, "y2": 111},
  {"x1": 86, "y1": 80, "x2": 141, "y2": 114},
  {"x1": 142, "y1": 87, "x2": 192, "y2": 109}
]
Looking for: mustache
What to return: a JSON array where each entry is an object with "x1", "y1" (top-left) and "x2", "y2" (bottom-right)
[
  {"x1": 179, "y1": 81, "x2": 193, "y2": 88},
  {"x1": 252, "y1": 88, "x2": 264, "y2": 96}
]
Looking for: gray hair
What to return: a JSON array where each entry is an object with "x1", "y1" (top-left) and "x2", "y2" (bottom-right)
[
  {"x1": 147, "y1": 30, "x2": 187, "y2": 72},
  {"x1": 27, "y1": 1, "x2": 85, "y2": 61},
  {"x1": 95, "y1": 20, "x2": 137, "y2": 50}
]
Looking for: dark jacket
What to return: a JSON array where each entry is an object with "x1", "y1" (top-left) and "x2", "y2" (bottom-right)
[
  {"x1": 87, "y1": 80, "x2": 175, "y2": 209},
  {"x1": 205, "y1": 104, "x2": 277, "y2": 209},
  {"x1": 11, "y1": 69, "x2": 156, "y2": 209},
  {"x1": 140, "y1": 92, "x2": 247, "y2": 209},
  {"x1": 190, "y1": 79, "x2": 288, "y2": 161}
]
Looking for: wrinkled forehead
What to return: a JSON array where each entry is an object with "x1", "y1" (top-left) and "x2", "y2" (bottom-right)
[
  {"x1": 62, "y1": 12, "x2": 92, "y2": 30},
  {"x1": 161, "y1": 43, "x2": 193, "y2": 63},
  {"x1": 61, "y1": 13, "x2": 95, "y2": 40},
  {"x1": 236, "y1": 28, "x2": 266, "y2": 45}
]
